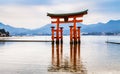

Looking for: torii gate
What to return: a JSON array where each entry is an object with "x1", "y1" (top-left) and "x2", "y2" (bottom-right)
[{"x1": 47, "y1": 10, "x2": 88, "y2": 44}]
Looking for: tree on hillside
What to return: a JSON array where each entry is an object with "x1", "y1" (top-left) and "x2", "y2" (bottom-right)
[{"x1": 0, "y1": 29, "x2": 10, "y2": 37}]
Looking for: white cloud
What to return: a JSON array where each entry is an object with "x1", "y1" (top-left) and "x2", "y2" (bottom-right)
[
  {"x1": 0, "y1": 5, "x2": 50, "y2": 29},
  {"x1": 0, "y1": 4, "x2": 90, "y2": 29},
  {"x1": 0, "y1": 0, "x2": 120, "y2": 29}
]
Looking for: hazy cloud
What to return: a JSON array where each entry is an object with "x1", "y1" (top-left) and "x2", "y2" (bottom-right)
[
  {"x1": 0, "y1": 0, "x2": 120, "y2": 29},
  {"x1": 0, "y1": 0, "x2": 52, "y2": 5}
]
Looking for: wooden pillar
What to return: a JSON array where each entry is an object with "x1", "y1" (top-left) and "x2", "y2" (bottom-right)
[
  {"x1": 70, "y1": 43, "x2": 73, "y2": 66},
  {"x1": 51, "y1": 26, "x2": 55, "y2": 43},
  {"x1": 69, "y1": 26, "x2": 73, "y2": 44},
  {"x1": 73, "y1": 17, "x2": 77, "y2": 43},
  {"x1": 77, "y1": 26, "x2": 81, "y2": 43},
  {"x1": 60, "y1": 27, "x2": 63, "y2": 43},
  {"x1": 52, "y1": 42, "x2": 55, "y2": 65},
  {"x1": 73, "y1": 43, "x2": 77, "y2": 69},
  {"x1": 60, "y1": 43, "x2": 63, "y2": 66},
  {"x1": 56, "y1": 18, "x2": 60, "y2": 44},
  {"x1": 77, "y1": 43, "x2": 80, "y2": 66},
  {"x1": 56, "y1": 43, "x2": 60, "y2": 67}
]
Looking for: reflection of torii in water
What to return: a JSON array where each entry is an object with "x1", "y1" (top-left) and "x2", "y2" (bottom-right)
[
  {"x1": 47, "y1": 10, "x2": 88, "y2": 44},
  {"x1": 48, "y1": 42, "x2": 87, "y2": 73}
]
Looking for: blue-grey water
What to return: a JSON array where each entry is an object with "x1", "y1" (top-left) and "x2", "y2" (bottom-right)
[{"x1": 0, "y1": 36, "x2": 120, "y2": 74}]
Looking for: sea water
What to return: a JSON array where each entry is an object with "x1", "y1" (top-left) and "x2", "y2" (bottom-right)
[{"x1": 0, "y1": 36, "x2": 120, "y2": 74}]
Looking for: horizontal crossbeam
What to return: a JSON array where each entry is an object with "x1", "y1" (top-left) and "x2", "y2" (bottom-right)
[{"x1": 52, "y1": 20, "x2": 83, "y2": 24}]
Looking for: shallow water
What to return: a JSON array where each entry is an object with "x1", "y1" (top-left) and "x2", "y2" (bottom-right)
[{"x1": 0, "y1": 36, "x2": 120, "y2": 74}]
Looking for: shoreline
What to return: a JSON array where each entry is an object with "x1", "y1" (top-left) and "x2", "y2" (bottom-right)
[{"x1": 0, "y1": 39, "x2": 52, "y2": 42}]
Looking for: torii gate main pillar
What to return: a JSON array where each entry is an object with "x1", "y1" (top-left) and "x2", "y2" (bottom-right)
[{"x1": 47, "y1": 10, "x2": 88, "y2": 44}]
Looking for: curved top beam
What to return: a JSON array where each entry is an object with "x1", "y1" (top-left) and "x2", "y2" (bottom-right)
[{"x1": 47, "y1": 9, "x2": 88, "y2": 18}]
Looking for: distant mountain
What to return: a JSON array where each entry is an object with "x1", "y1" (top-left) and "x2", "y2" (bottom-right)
[
  {"x1": 33, "y1": 20, "x2": 120, "y2": 35},
  {"x1": 31, "y1": 23, "x2": 87, "y2": 35},
  {"x1": 0, "y1": 20, "x2": 120, "y2": 36},
  {"x1": 81, "y1": 20, "x2": 120, "y2": 33},
  {"x1": 0, "y1": 23, "x2": 30, "y2": 35},
  {"x1": 31, "y1": 24, "x2": 52, "y2": 35}
]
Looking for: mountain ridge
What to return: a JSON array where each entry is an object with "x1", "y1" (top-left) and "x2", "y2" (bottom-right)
[{"x1": 0, "y1": 20, "x2": 120, "y2": 35}]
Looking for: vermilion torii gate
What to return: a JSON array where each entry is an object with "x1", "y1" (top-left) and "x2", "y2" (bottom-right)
[{"x1": 47, "y1": 10, "x2": 88, "y2": 43}]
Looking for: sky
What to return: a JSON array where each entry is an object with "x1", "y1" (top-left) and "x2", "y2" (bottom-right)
[{"x1": 0, "y1": 0, "x2": 120, "y2": 29}]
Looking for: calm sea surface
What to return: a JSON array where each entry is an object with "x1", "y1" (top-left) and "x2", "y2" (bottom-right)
[{"x1": 0, "y1": 36, "x2": 120, "y2": 74}]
